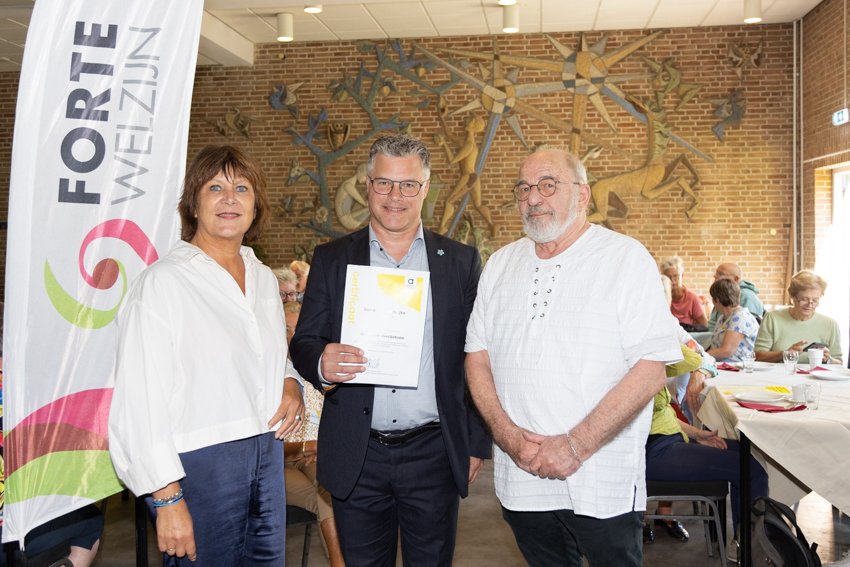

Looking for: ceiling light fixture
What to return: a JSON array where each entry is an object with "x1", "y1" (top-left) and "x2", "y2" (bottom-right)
[
  {"x1": 743, "y1": 0, "x2": 762, "y2": 24},
  {"x1": 276, "y1": 12, "x2": 294, "y2": 42},
  {"x1": 304, "y1": 5, "x2": 323, "y2": 14},
  {"x1": 502, "y1": 4, "x2": 519, "y2": 33},
  {"x1": 497, "y1": 0, "x2": 517, "y2": 5}
]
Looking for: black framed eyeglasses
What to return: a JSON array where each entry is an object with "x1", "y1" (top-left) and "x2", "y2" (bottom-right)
[
  {"x1": 368, "y1": 176, "x2": 427, "y2": 197},
  {"x1": 513, "y1": 178, "x2": 581, "y2": 201},
  {"x1": 280, "y1": 291, "x2": 298, "y2": 302}
]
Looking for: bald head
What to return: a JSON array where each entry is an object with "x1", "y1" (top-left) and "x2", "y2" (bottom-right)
[{"x1": 714, "y1": 263, "x2": 742, "y2": 283}]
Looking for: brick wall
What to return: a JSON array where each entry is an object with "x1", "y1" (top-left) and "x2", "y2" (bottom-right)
[
  {"x1": 187, "y1": 25, "x2": 795, "y2": 306},
  {"x1": 0, "y1": 4, "x2": 845, "y2": 307},
  {"x1": 801, "y1": 0, "x2": 850, "y2": 271}
]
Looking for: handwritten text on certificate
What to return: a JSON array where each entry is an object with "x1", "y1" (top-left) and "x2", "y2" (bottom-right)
[{"x1": 340, "y1": 264, "x2": 430, "y2": 387}]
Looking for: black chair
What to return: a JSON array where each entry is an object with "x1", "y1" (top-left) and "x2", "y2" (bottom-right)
[
  {"x1": 645, "y1": 479, "x2": 729, "y2": 566},
  {"x1": 286, "y1": 505, "x2": 317, "y2": 567}
]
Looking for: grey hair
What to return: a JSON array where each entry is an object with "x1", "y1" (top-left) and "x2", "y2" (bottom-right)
[
  {"x1": 531, "y1": 144, "x2": 588, "y2": 184},
  {"x1": 659, "y1": 256, "x2": 685, "y2": 274},
  {"x1": 367, "y1": 135, "x2": 431, "y2": 178},
  {"x1": 272, "y1": 267, "x2": 297, "y2": 285}
]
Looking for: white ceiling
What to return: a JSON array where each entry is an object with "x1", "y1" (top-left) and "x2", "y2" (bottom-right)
[{"x1": 0, "y1": 0, "x2": 824, "y2": 71}]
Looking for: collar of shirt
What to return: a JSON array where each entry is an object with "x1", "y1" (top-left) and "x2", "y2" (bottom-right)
[
  {"x1": 368, "y1": 223, "x2": 424, "y2": 267},
  {"x1": 170, "y1": 240, "x2": 261, "y2": 266}
]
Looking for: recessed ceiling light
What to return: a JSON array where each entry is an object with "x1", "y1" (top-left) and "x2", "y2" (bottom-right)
[
  {"x1": 304, "y1": 5, "x2": 323, "y2": 14},
  {"x1": 498, "y1": 0, "x2": 517, "y2": 5}
]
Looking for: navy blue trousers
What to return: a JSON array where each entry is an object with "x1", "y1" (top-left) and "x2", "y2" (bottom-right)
[
  {"x1": 645, "y1": 434, "x2": 768, "y2": 529},
  {"x1": 151, "y1": 433, "x2": 285, "y2": 567}
]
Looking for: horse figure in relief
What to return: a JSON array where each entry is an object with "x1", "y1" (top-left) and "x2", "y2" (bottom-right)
[{"x1": 586, "y1": 95, "x2": 701, "y2": 224}]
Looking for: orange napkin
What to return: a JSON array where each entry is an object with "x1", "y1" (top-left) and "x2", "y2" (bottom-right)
[
  {"x1": 717, "y1": 362, "x2": 740, "y2": 372},
  {"x1": 796, "y1": 366, "x2": 828, "y2": 375},
  {"x1": 736, "y1": 401, "x2": 807, "y2": 412}
]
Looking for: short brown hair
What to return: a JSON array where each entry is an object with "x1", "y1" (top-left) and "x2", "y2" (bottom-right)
[
  {"x1": 178, "y1": 145, "x2": 270, "y2": 242},
  {"x1": 710, "y1": 278, "x2": 741, "y2": 308}
]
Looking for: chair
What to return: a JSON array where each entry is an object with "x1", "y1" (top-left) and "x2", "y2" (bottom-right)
[
  {"x1": 286, "y1": 505, "x2": 317, "y2": 567},
  {"x1": 645, "y1": 479, "x2": 729, "y2": 566}
]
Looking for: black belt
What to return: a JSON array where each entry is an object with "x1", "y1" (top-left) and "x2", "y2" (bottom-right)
[{"x1": 369, "y1": 421, "x2": 441, "y2": 447}]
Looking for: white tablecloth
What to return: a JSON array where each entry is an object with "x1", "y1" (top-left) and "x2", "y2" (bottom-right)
[{"x1": 696, "y1": 363, "x2": 850, "y2": 515}]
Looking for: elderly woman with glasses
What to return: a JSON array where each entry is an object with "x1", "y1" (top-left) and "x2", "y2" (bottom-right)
[
  {"x1": 754, "y1": 270, "x2": 843, "y2": 364},
  {"x1": 273, "y1": 266, "x2": 300, "y2": 303}
]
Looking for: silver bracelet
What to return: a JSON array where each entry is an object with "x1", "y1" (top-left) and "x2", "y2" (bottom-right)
[{"x1": 566, "y1": 434, "x2": 583, "y2": 465}]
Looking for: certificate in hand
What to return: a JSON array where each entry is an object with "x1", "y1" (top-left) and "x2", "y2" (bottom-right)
[{"x1": 340, "y1": 264, "x2": 430, "y2": 387}]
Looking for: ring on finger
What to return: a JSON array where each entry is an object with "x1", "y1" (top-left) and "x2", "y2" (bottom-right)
[{"x1": 294, "y1": 415, "x2": 302, "y2": 421}]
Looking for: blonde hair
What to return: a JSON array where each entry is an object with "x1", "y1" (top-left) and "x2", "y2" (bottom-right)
[
  {"x1": 788, "y1": 270, "x2": 827, "y2": 298},
  {"x1": 659, "y1": 256, "x2": 684, "y2": 274}
]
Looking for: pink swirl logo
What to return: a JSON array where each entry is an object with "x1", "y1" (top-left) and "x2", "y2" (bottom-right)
[{"x1": 43, "y1": 219, "x2": 158, "y2": 328}]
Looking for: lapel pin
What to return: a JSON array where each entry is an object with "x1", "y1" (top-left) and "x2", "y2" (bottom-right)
[{"x1": 437, "y1": 249, "x2": 445, "y2": 256}]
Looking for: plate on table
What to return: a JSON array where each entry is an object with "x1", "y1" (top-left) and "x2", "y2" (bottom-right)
[
  {"x1": 809, "y1": 369, "x2": 850, "y2": 381},
  {"x1": 749, "y1": 361, "x2": 774, "y2": 371},
  {"x1": 734, "y1": 392, "x2": 788, "y2": 404}
]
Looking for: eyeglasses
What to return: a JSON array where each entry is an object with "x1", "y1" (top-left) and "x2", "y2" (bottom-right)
[
  {"x1": 513, "y1": 178, "x2": 581, "y2": 201},
  {"x1": 368, "y1": 176, "x2": 427, "y2": 197},
  {"x1": 280, "y1": 291, "x2": 299, "y2": 302},
  {"x1": 794, "y1": 295, "x2": 820, "y2": 306}
]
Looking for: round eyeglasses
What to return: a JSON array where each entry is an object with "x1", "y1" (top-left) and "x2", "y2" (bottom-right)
[
  {"x1": 368, "y1": 176, "x2": 427, "y2": 197},
  {"x1": 513, "y1": 178, "x2": 581, "y2": 201}
]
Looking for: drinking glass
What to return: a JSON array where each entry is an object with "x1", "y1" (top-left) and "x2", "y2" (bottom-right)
[
  {"x1": 804, "y1": 383, "x2": 821, "y2": 410},
  {"x1": 783, "y1": 350, "x2": 799, "y2": 374},
  {"x1": 741, "y1": 352, "x2": 755, "y2": 373}
]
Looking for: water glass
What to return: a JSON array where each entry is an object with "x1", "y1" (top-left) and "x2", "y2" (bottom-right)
[
  {"x1": 741, "y1": 352, "x2": 755, "y2": 373},
  {"x1": 804, "y1": 383, "x2": 821, "y2": 410},
  {"x1": 783, "y1": 350, "x2": 799, "y2": 374}
]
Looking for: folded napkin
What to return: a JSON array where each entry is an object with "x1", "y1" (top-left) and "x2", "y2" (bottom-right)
[
  {"x1": 796, "y1": 366, "x2": 828, "y2": 375},
  {"x1": 736, "y1": 401, "x2": 807, "y2": 412},
  {"x1": 717, "y1": 362, "x2": 740, "y2": 372}
]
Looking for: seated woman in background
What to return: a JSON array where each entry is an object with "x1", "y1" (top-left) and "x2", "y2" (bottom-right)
[
  {"x1": 283, "y1": 302, "x2": 346, "y2": 567},
  {"x1": 646, "y1": 351, "x2": 768, "y2": 542},
  {"x1": 659, "y1": 256, "x2": 708, "y2": 331},
  {"x1": 755, "y1": 270, "x2": 843, "y2": 365},
  {"x1": 706, "y1": 278, "x2": 758, "y2": 362}
]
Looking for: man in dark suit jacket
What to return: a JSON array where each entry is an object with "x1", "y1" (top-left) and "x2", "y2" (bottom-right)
[{"x1": 290, "y1": 134, "x2": 491, "y2": 566}]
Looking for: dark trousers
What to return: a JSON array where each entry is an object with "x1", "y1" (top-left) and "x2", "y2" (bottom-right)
[
  {"x1": 332, "y1": 428, "x2": 460, "y2": 567},
  {"x1": 502, "y1": 506, "x2": 643, "y2": 567},
  {"x1": 645, "y1": 434, "x2": 769, "y2": 529},
  {"x1": 151, "y1": 433, "x2": 286, "y2": 567}
]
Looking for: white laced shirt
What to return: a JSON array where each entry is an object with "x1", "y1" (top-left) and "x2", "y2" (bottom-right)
[{"x1": 465, "y1": 225, "x2": 681, "y2": 518}]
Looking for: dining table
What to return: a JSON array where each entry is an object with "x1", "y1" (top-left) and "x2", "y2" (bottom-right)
[{"x1": 696, "y1": 361, "x2": 850, "y2": 565}]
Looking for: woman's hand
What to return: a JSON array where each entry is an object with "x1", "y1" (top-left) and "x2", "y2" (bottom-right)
[
  {"x1": 691, "y1": 429, "x2": 727, "y2": 450},
  {"x1": 270, "y1": 377, "x2": 305, "y2": 439},
  {"x1": 153, "y1": 484, "x2": 197, "y2": 562}
]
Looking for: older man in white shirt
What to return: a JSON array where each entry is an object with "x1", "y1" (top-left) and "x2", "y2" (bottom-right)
[{"x1": 465, "y1": 147, "x2": 681, "y2": 566}]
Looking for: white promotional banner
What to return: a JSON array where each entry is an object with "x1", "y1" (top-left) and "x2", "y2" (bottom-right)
[{"x1": 2, "y1": 0, "x2": 203, "y2": 543}]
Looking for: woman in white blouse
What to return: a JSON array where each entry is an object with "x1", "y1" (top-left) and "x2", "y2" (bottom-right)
[{"x1": 109, "y1": 146, "x2": 304, "y2": 565}]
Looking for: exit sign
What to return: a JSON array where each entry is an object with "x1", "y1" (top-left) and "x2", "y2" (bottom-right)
[{"x1": 833, "y1": 108, "x2": 849, "y2": 126}]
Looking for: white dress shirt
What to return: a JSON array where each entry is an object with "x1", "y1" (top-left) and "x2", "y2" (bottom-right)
[{"x1": 109, "y1": 241, "x2": 294, "y2": 495}]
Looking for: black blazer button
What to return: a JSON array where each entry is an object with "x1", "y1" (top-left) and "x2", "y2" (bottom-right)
[{"x1": 363, "y1": 407, "x2": 371, "y2": 415}]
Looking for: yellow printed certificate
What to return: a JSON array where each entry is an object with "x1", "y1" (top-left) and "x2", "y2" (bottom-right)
[{"x1": 340, "y1": 264, "x2": 430, "y2": 387}]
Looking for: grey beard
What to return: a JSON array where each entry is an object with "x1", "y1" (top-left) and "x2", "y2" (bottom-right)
[{"x1": 522, "y1": 207, "x2": 577, "y2": 244}]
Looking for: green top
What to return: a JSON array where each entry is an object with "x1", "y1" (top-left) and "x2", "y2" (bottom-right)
[
  {"x1": 650, "y1": 345, "x2": 703, "y2": 439},
  {"x1": 755, "y1": 309, "x2": 843, "y2": 363}
]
